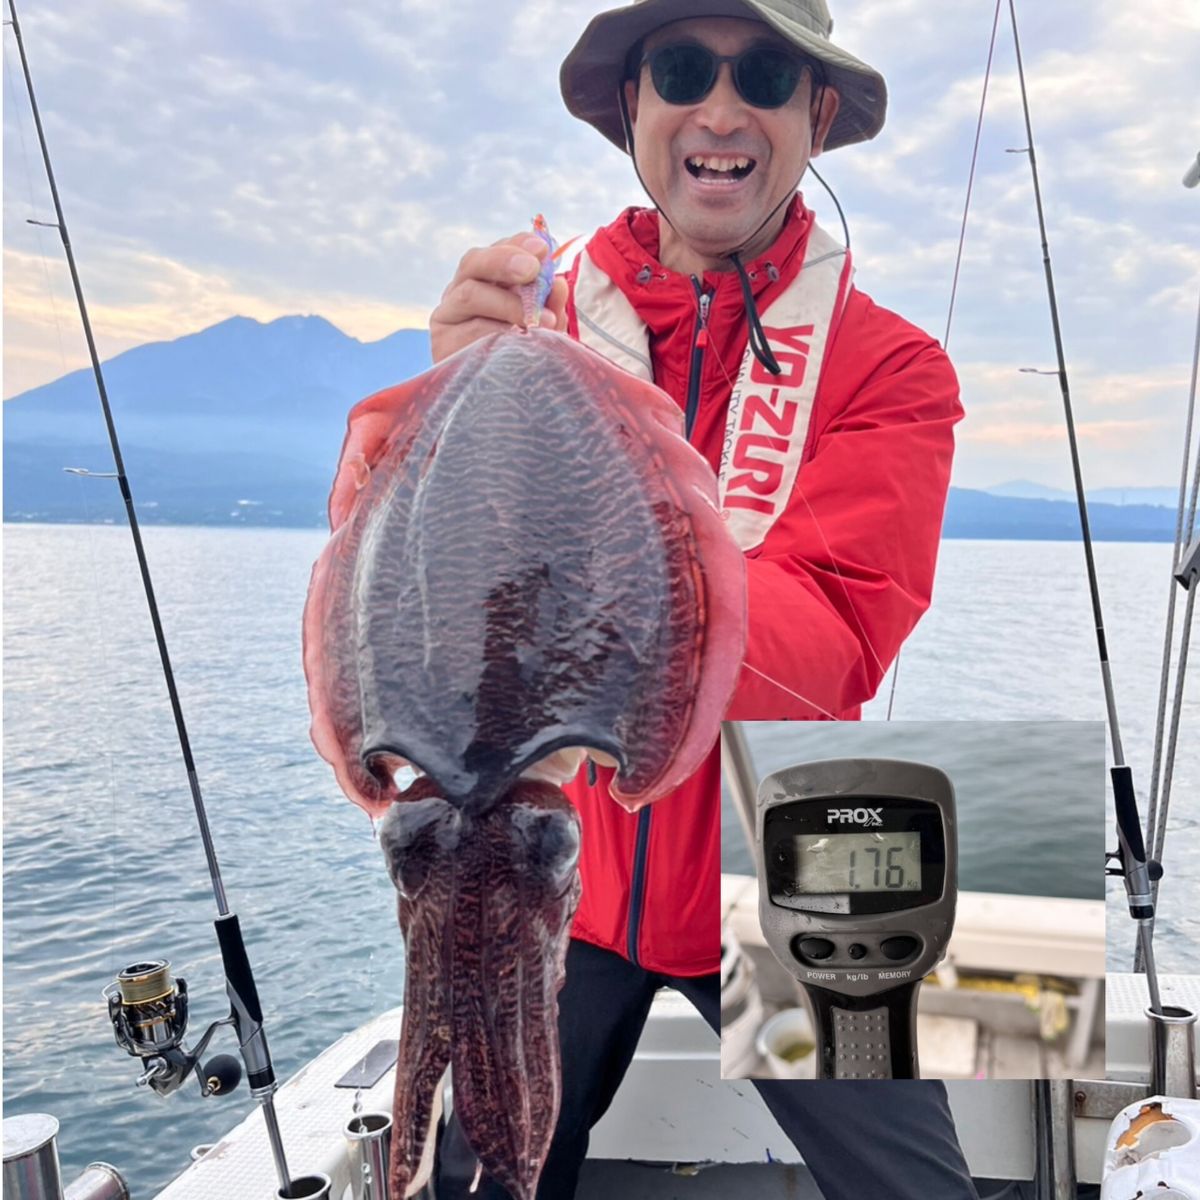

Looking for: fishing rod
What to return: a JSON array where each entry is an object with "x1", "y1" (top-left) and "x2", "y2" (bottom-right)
[
  {"x1": 1134, "y1": 152, "x2": 1200, "y2": 974},
  {"x1": 5, "y1": 2, "x2": 299, "y2": 1192},
  {"x1": 1006, "y1": 0, "x2": 1163, "y2": 1015}
]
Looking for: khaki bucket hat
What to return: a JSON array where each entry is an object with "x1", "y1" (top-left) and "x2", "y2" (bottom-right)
[{"x1": 561, "y1": 0, "x2": 887, "y2": 154}]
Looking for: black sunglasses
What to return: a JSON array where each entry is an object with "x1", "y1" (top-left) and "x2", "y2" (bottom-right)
[{"x1": 639, "y1": 43, "x2": 814, "y2": 110}]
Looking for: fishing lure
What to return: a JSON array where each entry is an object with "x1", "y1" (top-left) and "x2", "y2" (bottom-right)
[{"x1": 521, "y1": 213, "x2": 577, "y2": 329}]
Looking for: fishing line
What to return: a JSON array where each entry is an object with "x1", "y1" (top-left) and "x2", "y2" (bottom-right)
[
  {"x1": 884, "y1": 0, "x2": 1002, "y2": 723},
  {"x1": 1145, "y1": 291, "x2": 1200, "y2": 856},
  {"x1": 3, "y1": 31, "x2": 71, "y2": 371},
  {"x1": 620, "y1": 62, "x2": 881, "y2": 716},
  {"x1": 7, "y1": 19, "x2": 126, "y2": 979},
  {"x1": 1007, "y1": 0, "x2": 1162, "y2": 1012},
  {"x1": 741, "y1": 663, "x2": 841, "y2": 720},
  {"x1": 793, "y1": 480, "x2": 890, "y2": 687},
  {"x1": 5, "y1": 1, "x2": 296, "y2": 1187},
  {"x1": 1137, "y1": 278, "x2": 1200, "y2": 971},
  {"x1": 701, "y1": 312, "x2": 883, "y2": 717},
  {"x1": 943, "y1": 0, "x2": 1002, "y2": 353},
  {"x1": 68, "y1": 471, "x2": 127, "y2": 983}
]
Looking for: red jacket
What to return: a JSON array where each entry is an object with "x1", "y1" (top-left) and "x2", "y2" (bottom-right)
[{"x1": 560, "y1": 198, "x2": 962, "y2": 976}]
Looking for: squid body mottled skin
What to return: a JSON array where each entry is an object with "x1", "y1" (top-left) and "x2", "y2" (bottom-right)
[{"x1": 303, "y1": 325, "x2": 745, "y2": 1198}]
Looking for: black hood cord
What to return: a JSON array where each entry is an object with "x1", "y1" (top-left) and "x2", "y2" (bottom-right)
[
  {"x1": 729, "y1": 251, "x2": 782, "y2": 375},
  {"x1": 617, "y1": 83, "x2": 812, "y2": 377}
]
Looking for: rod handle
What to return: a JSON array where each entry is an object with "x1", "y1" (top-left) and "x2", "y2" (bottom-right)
[{"x1": 216, "y1": 914, "x2": 276, "y2": 1090}]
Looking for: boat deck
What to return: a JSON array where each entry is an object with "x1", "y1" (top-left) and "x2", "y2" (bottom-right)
[
  {"x1": 150, "y1": 880, "x2": 1114, "y2": 1196},
  {"x1": 152, "y1": 992, "x2": 1108, "y2": 1196}
]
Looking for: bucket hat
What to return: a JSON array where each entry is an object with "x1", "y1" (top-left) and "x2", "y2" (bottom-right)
[{"x1": 560, "y1": 0, "x2": 887, "y2": 154}]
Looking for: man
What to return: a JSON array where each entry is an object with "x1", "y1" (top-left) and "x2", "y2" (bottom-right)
[{"x1": 432, "y1": 2, "x2": 974, "y2": 1197}]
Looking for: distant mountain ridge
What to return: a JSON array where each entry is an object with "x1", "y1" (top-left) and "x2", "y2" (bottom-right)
[
  {"x1": 4, "y1": 314, "x2": 430, "y2": 525},
  {"x1": 986, "y1": 478, "x2": 1178, "y2": 508},
  {"x1": 2, "y1": 315, "x2": 1178, "y2": 540},
  {"x1": 943, "y1": 488, "x2": 1174, "y2": 542},
  {"x1": 4, "y1": 314, "x2": 429, "y2": 453}
]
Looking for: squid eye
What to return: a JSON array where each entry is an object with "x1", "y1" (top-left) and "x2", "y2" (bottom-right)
[
  {"x1": 379, "y1": 795, "x2": 460, "y2": 898},
  {"x1": 510, "y1": 806, "x2": 581, "y2": 898}
]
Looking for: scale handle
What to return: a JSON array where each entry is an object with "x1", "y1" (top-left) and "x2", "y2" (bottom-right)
[{"x1": 804, "y1": 981, "x2": 921, "y2": 1080}]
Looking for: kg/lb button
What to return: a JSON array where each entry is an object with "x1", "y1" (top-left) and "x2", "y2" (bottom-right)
[{"x1": 879, "y1": 936, "x2": 919, "y2": 962}]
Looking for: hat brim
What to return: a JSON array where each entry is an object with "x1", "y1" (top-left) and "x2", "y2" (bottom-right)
[{"x1": 560, "y1": 0, "x2": 887, "y2": 153}]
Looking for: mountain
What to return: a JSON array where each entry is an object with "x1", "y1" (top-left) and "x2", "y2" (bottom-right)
[
  {"x1": 944, "y1": 488, "x2": 1175, "y2": 542},
  {"x1": 1089, "y1": 486, "x2": 1180, "y2": 508},
  {"x1": 987, "y1": 479, "x2": 1177, "y2": 508},
  {"x1": 4, "y1": 315, "x2": 431, "y2": 525},
  {"x1": 1, "y1": 316, "x2": 1181, "y2": 539},
  {"x1": 985, "y1": 479, "x2": 1072, "y2": 502},
  {"x1": 4, "y1": 313, "x2": 430, "y2": 459}
]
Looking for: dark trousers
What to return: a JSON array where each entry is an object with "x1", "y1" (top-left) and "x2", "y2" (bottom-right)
[{"x1": 436, "y1": 939, "x2": 979, "y2": 1200}]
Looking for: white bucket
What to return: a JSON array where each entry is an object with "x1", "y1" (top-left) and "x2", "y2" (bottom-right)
[
  {"x1": 1101, "y1": 1094, "x2": 1200, "y2": 1199},
  {"x1": 755, "y1": 1007, "x2": 816, "y2": 1080},
  {"x1": 720, "y1": 934, "x2": 764, "y2": 1078}
]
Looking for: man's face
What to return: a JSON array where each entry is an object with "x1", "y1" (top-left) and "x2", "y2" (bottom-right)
[{"x1": 624, "y1": 16, "x2": 838, "y2": 267}]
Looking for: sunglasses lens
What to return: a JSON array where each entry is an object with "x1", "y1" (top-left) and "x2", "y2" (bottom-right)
[
  {"x1": 649, "y1": 44, "x2": 717, "y2": 105},
  {"x1": 736, "y1": 47, "x2": 804, "y2": 108}
]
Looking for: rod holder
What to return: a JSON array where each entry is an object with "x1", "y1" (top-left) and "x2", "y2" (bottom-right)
[
  {"x1": 1148, "y1": 1004, "x2": 1197, "y2": 1099},
  {"x1": 3, "y1": 1114, "x2": 64, "y2": 1200},
  {"x1": 345, "y1": 1112, "x2": 392, "y2": 1200},
  {"x1": 63, "y1": 1163, "x2": 129, "y2": 1200},
  {"x1": 1031, "y1": 1079, "x2": 1077, "y2": 1200},
  {"x1": 275, "y1": 1174, "x2": 331, "y2": 1199}
]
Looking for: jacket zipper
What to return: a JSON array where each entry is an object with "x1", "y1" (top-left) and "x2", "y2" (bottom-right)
[
  {"x1": 683, "y1": 279, "x2": 711, "y2": 440},
  {"x1": 626, "y1": 278, "x2": 711, "y2": 967}
]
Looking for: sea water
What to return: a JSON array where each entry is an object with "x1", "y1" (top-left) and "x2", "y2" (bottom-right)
[{"x1": 3, "y1": 525, "x2": 1198, "y2": 1196}]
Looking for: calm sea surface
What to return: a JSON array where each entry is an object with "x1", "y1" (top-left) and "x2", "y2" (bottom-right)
[{"x1": 4, "y1": 526, "x2": 1199, "y2": 1195}]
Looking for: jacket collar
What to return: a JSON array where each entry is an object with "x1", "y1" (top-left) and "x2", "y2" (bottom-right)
[{"x1": 597, "y1": 195, "x2": 815, "y2": 298}]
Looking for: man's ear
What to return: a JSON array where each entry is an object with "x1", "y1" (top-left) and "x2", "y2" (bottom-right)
[
  {"x1": 623, "y1": 77, "x2": 639, "y2": 125},
  {"x1": 810, "y1": 86, "x2": 840, "y2": 157}
]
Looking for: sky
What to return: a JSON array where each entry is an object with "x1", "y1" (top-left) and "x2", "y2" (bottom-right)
[{"x1": 2, "y1": 0, "x2": 1199, "y2": 491}]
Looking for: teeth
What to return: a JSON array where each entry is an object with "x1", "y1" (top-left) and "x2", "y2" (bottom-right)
[{"x1": 687, "y1": 155, "x2": 752, "y2": 172}]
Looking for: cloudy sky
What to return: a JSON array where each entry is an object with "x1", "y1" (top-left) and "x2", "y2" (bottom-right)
[{"x1": 3, "y1": 0, "x2": 1198, "y2": 491}]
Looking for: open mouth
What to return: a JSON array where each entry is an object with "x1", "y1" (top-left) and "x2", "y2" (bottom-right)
[{"x1": 685, "y1": 154, "x2": 757, "y2": 184}]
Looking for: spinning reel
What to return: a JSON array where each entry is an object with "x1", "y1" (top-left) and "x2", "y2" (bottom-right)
[{"x1": 105, "y1": 960, "x2": 242, "y2": 1099}]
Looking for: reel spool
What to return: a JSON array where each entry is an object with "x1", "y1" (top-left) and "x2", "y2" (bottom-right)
[
  {"x1": 106, "y1": 961, "x2": 189, "y2": 1059},
  {"x1": 104, "y1": 959, "x2": 242, "y2": 1098}
]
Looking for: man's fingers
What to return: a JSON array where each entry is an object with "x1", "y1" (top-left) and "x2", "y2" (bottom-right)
[
  {"x1": 456, "y1": 237, "x2": 548, "y2": 290},
  {"x1": 430, "y1": 231, "x2": 560, "y2": 363},
  {"x1": 434, "y1": 276, "x2": 526, "y2": 330}
]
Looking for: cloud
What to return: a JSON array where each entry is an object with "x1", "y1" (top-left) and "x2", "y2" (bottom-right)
[
  {"x1": 4, "y1": 0, "x2": 1198, "y2": 494},
  {"x1": 2, "y1": 244, "x2": 428, "y2": 396},
  {"x1": 967, "y1": 417, "x2": 1161, "y2": 448}
]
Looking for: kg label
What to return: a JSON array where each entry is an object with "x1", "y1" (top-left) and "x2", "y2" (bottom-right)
[{"x1": 827, "y1": 807, "x2": 884, "y2": 826}]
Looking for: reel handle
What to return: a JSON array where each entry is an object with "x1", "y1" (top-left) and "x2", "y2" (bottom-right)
[{"x1": 200, "y1": 1053, "x2": 244, "y2": 1097}]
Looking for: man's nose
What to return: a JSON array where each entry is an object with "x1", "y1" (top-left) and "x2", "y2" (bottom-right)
[{"x1": 694, "y1": 63, "x2": 750, "y2": 135}]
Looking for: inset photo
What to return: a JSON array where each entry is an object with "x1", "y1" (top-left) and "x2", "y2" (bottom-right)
[{"x1": 721, "y1": 720, "x2": 1105, "y2": 1082}]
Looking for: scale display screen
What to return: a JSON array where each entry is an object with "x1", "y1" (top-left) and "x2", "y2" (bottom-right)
[{"x1": 789, "y1": 832, "x2": 922, "y2": 894}]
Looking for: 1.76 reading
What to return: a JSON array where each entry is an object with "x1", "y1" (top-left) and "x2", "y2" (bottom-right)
[{"x1": 850, "y1": 846, "x2": 908, "y2": 890}]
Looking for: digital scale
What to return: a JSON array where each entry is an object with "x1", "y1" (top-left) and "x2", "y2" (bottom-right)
[{"x1": 756, "y1": 758, "x2": 958, "y2": 1080}]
